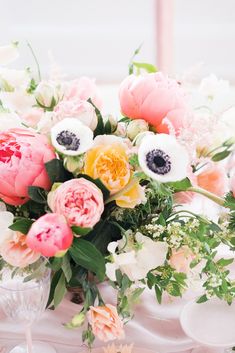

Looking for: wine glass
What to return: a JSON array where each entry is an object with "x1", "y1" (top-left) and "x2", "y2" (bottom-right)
[
  {"x1": 180, "y1": 298, "x2": 235, "y2": 353},
  {"x1": 0, "y1": 258, "x2": 56, "y2": 353}
]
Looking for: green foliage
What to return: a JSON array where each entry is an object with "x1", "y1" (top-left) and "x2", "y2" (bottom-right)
[
  {"x1": 77, "y1": 173, "x2": 110, "y2": 200},
  {"x1": 9, "y1": 218, "x2": 33, "y2": 234},
  {"x1": 45, "y1": 159, "x2": 73, "y2": 184},
  {"x1": 28, "y1": 186, "x2": 47, "y2": 204},
  {"x1": 132, "y1": 61, "x2": 157, "y2": 73},
  {"x1": 72, "y1": 226, "x2": 92, "y2": 236},
  {"x1": 166, "y1": 178, "x2": 192, "y2": 192}
]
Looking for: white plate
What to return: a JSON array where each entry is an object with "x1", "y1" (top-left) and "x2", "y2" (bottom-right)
[{"x1": 180, "y1": 298, "x2": 235, "y2": 347}]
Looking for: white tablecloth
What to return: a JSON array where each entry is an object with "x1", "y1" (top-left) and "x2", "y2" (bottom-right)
[{"x1": 0, "y1": 284, "x2": 224, "y2": 353}]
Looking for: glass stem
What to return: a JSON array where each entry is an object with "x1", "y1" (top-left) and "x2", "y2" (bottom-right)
[{"x1": 25, "y1": 325, "x2": 33, "y2": 353}]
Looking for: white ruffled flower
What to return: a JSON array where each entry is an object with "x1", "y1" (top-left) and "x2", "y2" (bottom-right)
[
  {"x1": 106, "y1": 232, "x2": 168, "y2": 282},
  {"x1": 138, "y1": 134, "x2": 189, "y2": 182},
  {"x1": 0, "y1": 112, "x2": 22, "y2": 131},
  {"x1": 0, "y1": 90, "x2": 35, "y2": 114},
  {"x1": 51, "y1": 117, "x2": 94, "y2": 156},
  {"x1": 0, "y1": 68, "x2": 30, "y2": 91},
  {"x1": 0, "y1": 43, "x2": 19, "y2": 66}
]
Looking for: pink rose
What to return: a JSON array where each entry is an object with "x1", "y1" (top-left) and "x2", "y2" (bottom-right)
[
  {"x1": 65, "y1": 77, "x2": 102, "y2": 109},
  {"x1": 48, "y1": 178, "x2": 104, "y2": 228},
  {"x1": 54, "y1": 99, "x2": 97, "y2": 130},
  {"x1": 0, "y1": 128, "x2": 55, "y2": 205},
  {"x1": 119, "y1": 72, "x2": 187, "y2": 133},
  {"x1": 87, "y1": 304, "x2": 125, "y2": 342},
  {"x1": 26, "y1": 213, "x2": 73, "y2": 257},
  {"x1": 169, "y1": 246, "x2": 195, "y2": 273}
]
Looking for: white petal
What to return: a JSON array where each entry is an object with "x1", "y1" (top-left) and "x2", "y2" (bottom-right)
[
  {"x1": 51, "y1": 117, "x2": 94, "y2": 156},
  {"x1": 0, "y1": 202, "x2": 6, "y2": 212},
  {"x1": 114, "y1": 251, "x2": 136, "y2": 266},
  {"x1": 0, "y1": 44, "x2": 19, "y2": 66},
  {"x1": 138, "y1": 134, "x2": 189, "y2": 182},
  {"x1": 0, "y1": 211, "x2": 14, "y2": 229},
  {"x1": 0, "y1": 112, "x2": 22, "y2": 131},
  {"x1": 105, "y1": 262, "x2": 118, "y2": 281},
  {"x1": 107, "y1": 241, "x2": 118, "y2": 254}
]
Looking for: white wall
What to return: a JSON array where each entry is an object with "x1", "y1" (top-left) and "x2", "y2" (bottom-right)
[{"x1": 1, "y1": 0, "x2": 235, "y2": 82}]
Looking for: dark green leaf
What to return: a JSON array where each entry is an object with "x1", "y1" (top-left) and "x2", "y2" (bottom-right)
[
  {"x1": 54, "y1": 272, "x2": 67, "y2": 308},
  {"x1": 62, "y1": 254, "x2": 72, "y2": 282},
  {"x1": 88, "y1": 99, "x2": 105, "y2": 136},
  {"x1": 155, "y1": 285, "x2": 162, "y2": 304},
  {"x1": 9, "y1": 218, "x2": 33, "y2": 234},
  {"x1": 72, "y1": 226, "x2": 92, "y2": 236},
  {"x1": 217, "y1": 258, "x2": 234, "y2": 267},
  {"x1": 197, "y1": 294, "x2": 208, "y2": 303},
  {"x1": 212, "y1": 150, "x2": 231, "y2": 162},
  {"x1": 69, "y1": 238, "x2": 105, "y2": 281},
  {"x1": 28, "y1": 186, "x2": 47, "y2": 204},
  {"x1": 45, "y1": 159, "x2": 73, "y2": 184}
]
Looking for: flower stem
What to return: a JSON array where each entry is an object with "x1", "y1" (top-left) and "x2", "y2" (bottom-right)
[
  {"x1": 188, "y1": 186, "x2": 225, "y2": 207},
  {"x1": 27, "y1": 41, "x2": 41, "y2": 81}
]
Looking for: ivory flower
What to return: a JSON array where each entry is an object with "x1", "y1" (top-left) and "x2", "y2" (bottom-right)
[{"x1": 0, "y1": 43, "x2": 19, "y2": 66}]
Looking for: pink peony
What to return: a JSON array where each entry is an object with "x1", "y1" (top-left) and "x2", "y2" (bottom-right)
[
  {"x1": 119, "y1": 72, "x2": 187, "y2": 133},
  {"x1": 26, "y1": 213, "x2": 73, "y2": 257},
  {"x1": 48, "y1": 178, "x2": 104, "y2": 228},
  {"x1": 87, "y1": 304, "x2": 125, "y2": 342},
  {"x1": 54, "y1": 99, "x2": 97, "y2": 130},
  {"x1": 65, "y1": 76, "x2": 102, "y2": 109},
  {"x1": 0, "y1": 129, "x2": 55, "y2": 205}
]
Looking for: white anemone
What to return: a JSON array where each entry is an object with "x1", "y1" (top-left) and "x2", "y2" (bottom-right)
[
  {"x1": 51, "y1": 117, "x2": 94, "y2": 156},
  {"x1": 138, "y1": 134, "x2": 189, "y2": 182}
]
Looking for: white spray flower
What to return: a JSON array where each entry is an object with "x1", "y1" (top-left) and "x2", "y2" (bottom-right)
[
  {"x1": 138, "y1": 134, "x2": 189, "y2": 182},
  {"x1": 51, "y1": 117, "x2": 94, "y2": 156}
]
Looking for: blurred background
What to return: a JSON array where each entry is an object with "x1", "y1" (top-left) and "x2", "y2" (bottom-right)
[{"x1": 0, "y1": 0, "x2": 235, "y2": 109}]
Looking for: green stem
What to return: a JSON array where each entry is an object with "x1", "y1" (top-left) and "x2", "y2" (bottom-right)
[
  {"x1": 188, "y1": 186, "x2": 225, "y2": 207},
  {"x1": 27, "y1": 41, "x2": 41, "y2": 81}
]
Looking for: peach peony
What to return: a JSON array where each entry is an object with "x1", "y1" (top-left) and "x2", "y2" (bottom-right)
[
  {"x1": 87, "y1": 304, "x2": 124, "y2": 342},
  {"x1": 48, "y1": 178, "x2": 104, "y2": 228},
  {"x1": 197, "y1": 164, "x2": 229, "y2": 197},
  {"x1": 84, "y1": 135, "x2": 130, "y2": 195},
  {"x1": 26, "y1": 213, "x2": 73, "y2": 257},
  {"x1": 119, "y1": 72, "x2": 187, "y2": 133},
  {"x1": 0, "y1": 128, "x2": 55, "y2": 205},
  {"x1": 169, "y1": 246, "x2": 194, "y2": 273}
]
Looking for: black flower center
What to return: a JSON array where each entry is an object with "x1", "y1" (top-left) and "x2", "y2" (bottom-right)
[
  {"x1": 146, "y1": 149, "x2": 171, "y2": 175},
  {"x1": 56, "y1": 130, "x2": 80, "y2": 151}
]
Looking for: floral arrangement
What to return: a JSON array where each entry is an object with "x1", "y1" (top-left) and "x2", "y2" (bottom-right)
[{"x1": 0, "y1": 42, "x2": 235, "y2": 347}]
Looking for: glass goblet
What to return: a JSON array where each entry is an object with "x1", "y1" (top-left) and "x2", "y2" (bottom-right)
[{"x1": 0, "y1": 259, "x2": 56, "y2": 353}]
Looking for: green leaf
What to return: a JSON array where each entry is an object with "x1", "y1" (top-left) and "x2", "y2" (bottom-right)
[
  {"x1": 119, "y1": 116, "x2": 132, "y2": 123},
  {"x1": 77, "y1": 174, "x2": 110, "y2": 200},
  {"x1": 47, "y1": 270, "x2": 63, "y2": 308},
  {"x1": 69, "y1": 238, "x2": 105, "y2": 281},
  {"x1": 9, "y1": 218, "x2": 33, "y2": 234},
  {"x1": 88, "y1": 99, "x2": 105, "y2": 136},
  {"x1": 62, "y1": 254, "x2": 72, "y2": 282},
  {"x1": 54, "y1": 272, "x2": 67, "y2": 308},
  {"x1": 45, "y1": 159, "x2": 73, "y2": 184},
  {"x1": 50, "y1": 257, "x2": 63, "y2": 272},
  {"x1": 28, "y1": 186, "x2": 47, "y2": 204},
  {"x1": 167, "y1": 178, "x2": 192, "y2": 192},
  {"x1": 155, "y1": 285, "x2": 162, "y2": 304},
  {"x1": 133, "y1": 61, "x2": 157, "y2": 73},
  {"x1": 217, "y1": 258, "x2": 234, "y2": 267},
  {"x1": 104, "y1": 120, "x2": 112, "y2": 134},
  {"x1": 197, "y1": 294, "x2": 208, "y2": 303},
  {"x1": 224, "y1": 192, "x2": 235, "y2": 210},
  {"x1": 72, "y1": 226, "x2": 92, "y2": 236},
  {"x1": 212, "y1": 150, "x2": 231, "y2": 162}
]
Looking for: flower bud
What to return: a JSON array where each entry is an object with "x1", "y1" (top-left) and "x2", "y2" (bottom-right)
[
  {"x1": 103, "y1": 114, "x2": 118, "y2": 133},
  {"x1": 127, "y1": 119, "x2": 149, "y2": 140},
  {"x1": 35, "y1": 81, "x2": 62, "y2": 109},
  {"x1": 71, "y1": 312, "x2": 86, "y2": 327},
  {"x1": 63, "y1": 155, "x2": 85, "y2": 174}
]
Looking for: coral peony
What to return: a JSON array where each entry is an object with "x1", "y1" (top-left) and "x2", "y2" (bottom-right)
[
  {"x1": 26, "y1": 213, "x2": 73, "y2": 257},
  {"x1": 119, "y1": 72, "x2": 187, "y2": 133},
  {"x1": 87, "y1": 304, "x2": 124, "y2": 342},
  {"x1": 0, "y1": 129, "x2": 55, "y2": 205},
  {"x1": 48, "y1": 178, "x2": 104, "y2": 228},
  {"x1": 197, "y1": 164, "x2": 229, "y2": 197}
]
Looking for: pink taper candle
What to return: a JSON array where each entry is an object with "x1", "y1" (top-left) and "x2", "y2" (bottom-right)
[{"x1": 157, "y1": 0, "x2": 174, "y2": 74}]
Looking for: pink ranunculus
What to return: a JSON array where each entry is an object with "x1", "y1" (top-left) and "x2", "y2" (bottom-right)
[
  {"x1": 26, "y1": 213, "x2": 73, "y2": 257},
  {"x1": 65, "y1": 77, "x2": 102, "y2": 109},
  {"x1": 169, "y1": 246, "x2": 195, "y2": 273},
  {"x1": 119, "y1": 72, "x2": 187, "y2": 133},
  {"x1": 48, "y1": 178, "x2": 104, "y2": 228},
  {"x1": 87, "y1": 304, "x2": 125, "y2": 342},
  {"x1": 54, "y1": 99, "x2": 97, "y2": 130},
  {"x1": 0, "y1": 129, "x2": 55, "y2": 206}
]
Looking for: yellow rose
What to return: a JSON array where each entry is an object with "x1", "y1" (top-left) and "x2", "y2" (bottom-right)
[
  {"x1": 115, "y1": 181, "x2": 146, "y2": 208},
  {"x1": 84, "y1": 136, "x2": 130, "y2": 194}
]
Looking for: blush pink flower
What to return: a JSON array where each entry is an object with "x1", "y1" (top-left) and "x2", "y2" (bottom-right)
[
  {"x1": 54, "y1": 99, "x2": 97, "y2": 130},
  {"x1": 197, "y1": 164, "x2": 229, "y2": 197},
  {"x1": 169, "y1": 246, "x2": 195, "y2": 273},
  {"x1": 87, "y1": 304, "x2": 125, "y2": 342},
  {"x1": 22, "y1": 108, "x2": 44, "y2": 128},
  {"x1": 0, "y1": 129, "x2": 55, "y2": 205},
  {"x1": 65, "y1": 76, "x2": 102, "y2": 109},
  {"x1": 119, "y1": 72, "x2": 187, "y2": 133},
  {"x1": 231, "y1": 174, "x2": 235, "y2": 198},
  {"x1": 26, "y1": 213, "x2": 73, "y2": 257},
  {"x1": 48, "y1": 178, "x2": 104, "y2": 228}
]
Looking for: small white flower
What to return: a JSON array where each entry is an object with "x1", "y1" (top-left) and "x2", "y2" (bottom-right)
[
  {"x1": 138, "y1": 134, "x2": 189, "y2": 182},
  {"x1": 0, "y1": 43, "x2": 19, "y2": 66},
  {"x1": 51, "y1": 118, "x2": 94, "y2": 156}
]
